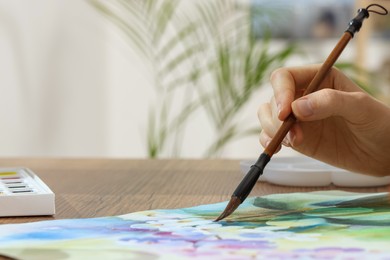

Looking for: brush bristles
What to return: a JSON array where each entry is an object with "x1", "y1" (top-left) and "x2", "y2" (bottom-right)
[{"x1": 214, "y1": 196, "x2": 241, "y2": 222}]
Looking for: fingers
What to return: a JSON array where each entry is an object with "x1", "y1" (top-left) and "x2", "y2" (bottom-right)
[
  {"x1": 270, "y1": 65, "x2": 363, "y2": 121},
  {"x1": 259, "y1": 123, "x2": 303, "y2": 150},
  {"x1": 269, "y1": 68, "x2": 295, "y2": 121},
  {"x1": 259, "y1": 131, "x2": 282, "y2": 153},
  {"x1": 258, "y1": 101, "x2": 282, "y2": 151},
  {"x1": 258, "y1": 100, "x2": 304, "y2": 150},
  {"x1": 292, "y1": 89, "x2": 371, "y2": 123},
  {"x1": 270, "y1": 65, "x2": 321, "y2": 121},
  {"x1": 260, "y1": 65, "x2": 366, "y2": 152},
  {"x1": 259, "y1": 131, "x2": 271, "y2": 148},
  {"x1": 258, "y1": 102, "x2": 281, "y2": 137}
]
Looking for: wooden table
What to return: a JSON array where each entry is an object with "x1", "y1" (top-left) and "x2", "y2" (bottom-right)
[{"x1": 1, "y1": 158, "x2": 388, "y2": 225}]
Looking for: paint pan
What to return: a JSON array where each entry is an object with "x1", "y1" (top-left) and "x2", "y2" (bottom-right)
[{"x1": 0, "y1": 168, "x2": 55, "y2": 217}]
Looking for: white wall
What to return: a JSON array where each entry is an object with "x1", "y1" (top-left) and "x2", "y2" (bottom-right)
[
  {"x1": 0, "y1": 0, "x2": 112, "y2": 156},
  {"x1": 0, "y1": 0, "x2": 386, "y2": 159},
  {"x1": 0, "y1": 0, "x2": 274, "y2": 158}
]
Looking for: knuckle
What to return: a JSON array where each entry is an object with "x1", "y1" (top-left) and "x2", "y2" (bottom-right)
[
  {"x1": 351, "y1": 91, "x2": 369, "y2": 102},
  {"x1": 321, "y1": 88, "x2": 338, "y2": 105},
  {"x1": 270, "y1": 68, "x2": 285, "y2": 82}
]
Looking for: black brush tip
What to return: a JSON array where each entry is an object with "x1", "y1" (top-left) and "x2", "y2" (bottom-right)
[{"x1": 214, "y1": 196, "x2": 241, "y2": 222}]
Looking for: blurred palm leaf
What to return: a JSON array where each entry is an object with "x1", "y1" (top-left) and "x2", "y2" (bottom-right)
[
  {"x1": 90, "y1": 0, "x2": 205, "y2": 157},
  {"x1": 90, "y1": 0, "x2": 296, "y2": 157},
  {"x1": 190, "y1": 1, "x2": 296, "y2": 156}
]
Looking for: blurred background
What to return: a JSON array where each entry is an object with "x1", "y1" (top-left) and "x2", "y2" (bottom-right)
[{"x1": 0, "y1": 0, "x2": 388, "y2": 158}]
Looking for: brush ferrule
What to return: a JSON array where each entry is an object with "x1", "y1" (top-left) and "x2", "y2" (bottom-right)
[
  {"x1": 345, "y1": 8, "x2": 369, "y2": 37},
  {"x1": 233, "y1": 153, "x2": 270, "y2": 202}
]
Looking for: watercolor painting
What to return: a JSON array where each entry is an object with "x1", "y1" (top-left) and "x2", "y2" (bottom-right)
[{"x1": 0, "y1": 190, "x2": 390, "y2": 259}]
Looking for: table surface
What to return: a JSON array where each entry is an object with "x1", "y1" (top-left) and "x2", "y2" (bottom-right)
[{"x1": 0, "y1": 158, "x2": 388, "y2": 224}]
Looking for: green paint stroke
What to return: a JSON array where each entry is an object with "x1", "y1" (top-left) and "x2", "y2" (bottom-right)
[{"x1": 0, "y1": 190, "x2": 389, "y2": 259}]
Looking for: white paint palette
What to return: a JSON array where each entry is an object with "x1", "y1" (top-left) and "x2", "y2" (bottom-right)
[
  {"x1": 0, "y1": 168, "x2": 55, "y2": 217},
  {"x1": 240, "y1": 156, "x2": 390, "y2": 187}
]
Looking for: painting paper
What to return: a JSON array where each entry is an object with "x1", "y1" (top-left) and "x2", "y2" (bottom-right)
[{"x1": 0, "y1": 191, "x2": 389, "y2": 259}]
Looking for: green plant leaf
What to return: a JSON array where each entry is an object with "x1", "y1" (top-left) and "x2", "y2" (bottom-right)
[{"x1": 91, "y1": 0, "x2": 296, "y2": 158}]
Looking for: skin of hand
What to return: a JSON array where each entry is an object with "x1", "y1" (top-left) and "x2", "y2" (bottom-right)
[{"x1": 258, "y1": 65, "x2": 390, "y2": 177}]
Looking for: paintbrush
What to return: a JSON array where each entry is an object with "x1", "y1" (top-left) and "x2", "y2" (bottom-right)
[{"x1": 215, "y1": 4, "x2": 388, "y2": 222}]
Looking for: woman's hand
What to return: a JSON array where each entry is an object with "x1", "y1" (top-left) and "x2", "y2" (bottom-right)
[{"x1": 258, "y1": 65, "x2": 390, "y2": 176}]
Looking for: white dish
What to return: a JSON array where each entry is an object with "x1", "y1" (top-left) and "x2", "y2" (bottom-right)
[{"x1": 239, "y1": 155, "x2": 390, "y2": 187}]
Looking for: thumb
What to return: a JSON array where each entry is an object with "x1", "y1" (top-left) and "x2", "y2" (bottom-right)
[{"x1": 291, "y1": 89, "x2": 368, "y2": 122}]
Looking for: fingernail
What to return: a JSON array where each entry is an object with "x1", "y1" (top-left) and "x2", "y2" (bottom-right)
[
  {"x1": 286, "y1": 130, "x2": 295, "y2": 146},
  {"x1": 265, "y1": 135, "x2": 273, "y2": 147},
  {"x1": 282, "y1": 137, "x2": 290, "y2": 147},
  {"x1": 295, "y1": 99, "x2": 313, "y2": 117},
  {"x1": 277, "y1": 103, "x2": 282, "y2": 117}
]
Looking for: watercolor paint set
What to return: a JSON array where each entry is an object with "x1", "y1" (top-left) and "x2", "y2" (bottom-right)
[{"x1": 0, "y1": 168, "x2": 55, "y2": 217}]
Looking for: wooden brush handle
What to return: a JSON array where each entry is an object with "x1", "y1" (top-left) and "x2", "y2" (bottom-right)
[{"x1": 264, "y1": 32, "x2": 353, "y2": 157}]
